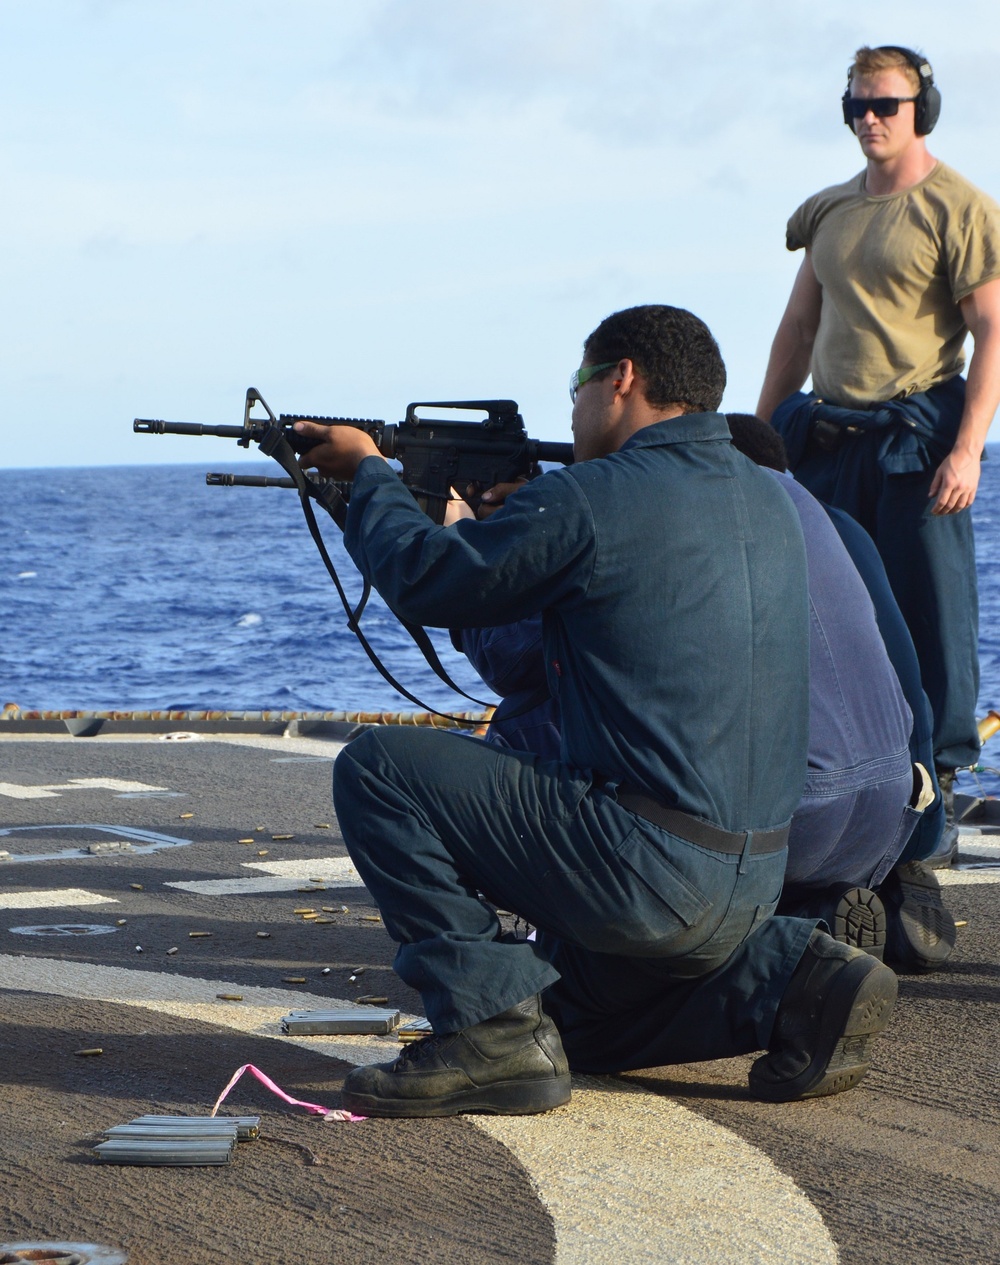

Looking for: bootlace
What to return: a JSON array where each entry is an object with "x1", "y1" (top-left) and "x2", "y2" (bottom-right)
[{"x1": 393, "y1": 1032, "x2": 449, "y2": 1069}]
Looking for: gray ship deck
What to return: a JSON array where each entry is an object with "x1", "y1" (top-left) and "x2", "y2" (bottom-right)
[{"x1": 2, "y1": 726, "x2": 999, "y2": 1264}]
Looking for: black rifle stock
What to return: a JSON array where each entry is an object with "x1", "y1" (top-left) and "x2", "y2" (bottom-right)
[{"x1": 135, "y1": 387, "x2": 573, "y2": 524}]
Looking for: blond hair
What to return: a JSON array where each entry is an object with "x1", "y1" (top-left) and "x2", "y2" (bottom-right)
[{"x1": 849, "y1": 46, "x2": 922, "y2": 94}]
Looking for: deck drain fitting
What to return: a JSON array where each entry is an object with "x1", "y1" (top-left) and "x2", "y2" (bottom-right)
[
  {"x1": 0, "y1": 1245, "x2": 128, "y2": 1264},
  {"x1": 0, "y1": 1252, "x2": 83, "y2": 1264},
  {"x1": 8, "y1": 924, "x2": 118, "y2": 937}
]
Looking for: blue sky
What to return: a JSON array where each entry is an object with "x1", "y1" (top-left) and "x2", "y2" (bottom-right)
[{"x1": 3, "y1": 0, "x2": 1000, "y2": 469}]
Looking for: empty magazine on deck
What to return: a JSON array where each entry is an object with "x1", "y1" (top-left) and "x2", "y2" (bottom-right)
[
  {"x1": 95, "y1": 1135, "x2": 236, "y2": 1166},
  {"x1": 94, "y1": 1114, "x2": 261, "y2": 1165},
  {"x1": 126, "y1": 1114, "x2": 260, "y2": 1140},
  {"x1": 281, "y1": 1008, "x2": 400, "y2": 1035}
]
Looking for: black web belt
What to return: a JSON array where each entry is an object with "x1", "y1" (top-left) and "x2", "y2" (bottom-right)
[{"x1": 614, "y1": 786, "x2": 789, "y2": 855}]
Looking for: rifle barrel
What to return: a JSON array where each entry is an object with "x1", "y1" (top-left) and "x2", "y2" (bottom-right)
[
  {"x1": 206, "y1": 473, "x2": 296, "y2": 487},
  {"x1": 134, "y1": 419, "x2": 248, "y2": 438}
]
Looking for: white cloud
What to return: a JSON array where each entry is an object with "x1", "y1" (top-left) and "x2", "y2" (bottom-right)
[{"x1": 0, "y1": 0, "x2": 999, "y2": 465}]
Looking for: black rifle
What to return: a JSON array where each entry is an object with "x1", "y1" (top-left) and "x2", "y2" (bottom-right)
[
  {"x1": 135, "y1": 387, "x2": 572, "y2": 524},
  {"x1": 133, "y1": 388, "x2": 573, "y2": 715}
]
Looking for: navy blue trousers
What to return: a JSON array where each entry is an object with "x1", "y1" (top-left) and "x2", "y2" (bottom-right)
[
  {"x1": 333, "y1": 727, "x2": 815, "y2": 1071},
  {"x1": 796, "y1": 443, "x2": 980, "y2": 771}
]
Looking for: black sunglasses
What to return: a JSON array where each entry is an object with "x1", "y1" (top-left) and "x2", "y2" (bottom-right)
[{"x1": 842, "y1": 95, "x2": 918, "y2": 120}]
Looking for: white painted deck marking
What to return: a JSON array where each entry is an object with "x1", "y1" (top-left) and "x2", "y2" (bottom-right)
[
  {"x1": 165, "y1": 875, "x2": 365, "y2": 895},
  {"x1": 0, "y1": 889, "x2": 118, "y2": 910},
  {"x1": 939, "y1": 869, "x2": 1000, "y2": 885},
  {"x1": 0, "y1": 954, "x2": 837, "y2": 1265},
  {"x1": 166, "y1": 856, "x2": 365, "y2": 895},
  {"x1": 0, "y1": 823, "x2": 192, "y2": 863},
  {"x1": 957, "y1": 835, "x2": 1000, "y2": 859},
  {"x1": 243, "y1": 857, "x2": 360, "y2": 880},
  {"x1": 937, "y1": 834, "x2": 1000, "y2": 881},
  {"x1": 0, "y1": 953, "x2": 407, "y2": 1064},
  {"x1": 0, "y1": 784, "x2": 65, "y2": 800},
  {"x1": 114, "y1": 792, "x2": 185, "y2": 799},
  {"x1": 0, "y1": 777, "x2": 169, "y2": 800},
  {"x1": 10, "y1": 923, "x2": 118, "y2": 937},
  {"x1": 479, "y1": 1079, "x2": 836, "y2": 1264}
]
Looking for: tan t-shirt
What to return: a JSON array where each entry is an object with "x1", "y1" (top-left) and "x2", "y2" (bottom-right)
[{"x1": 787, "y1": 162, "x2": 1000, "y2": 407}]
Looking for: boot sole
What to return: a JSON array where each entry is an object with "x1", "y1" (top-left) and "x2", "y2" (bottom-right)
[
  {"x1": 342, "y1": 1074, "x2": 572, "y2": 1118},
  {"x1": 831, "y1": 887, "x2": 887, "y2": 961},
  {"x1": 749, "y1": 956, "x2": 898, "y2": 1103},
  {"x1": 887, "y1": 861, "x2": 957, "y2": 971}
]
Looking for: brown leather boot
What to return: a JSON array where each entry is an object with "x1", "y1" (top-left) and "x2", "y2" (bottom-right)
[{"x1": 341, "y1": 994, "x2": 571, "y2": 1117}]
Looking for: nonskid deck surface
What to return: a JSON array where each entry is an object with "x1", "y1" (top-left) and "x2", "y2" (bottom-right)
[{"x1": 1, "y1": 729, "x2": 998, "y2": 1265}]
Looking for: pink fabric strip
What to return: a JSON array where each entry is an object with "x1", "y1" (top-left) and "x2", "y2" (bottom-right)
[{"x1": 210, "y1": 1062, "x2": 365, "y2": 1122}]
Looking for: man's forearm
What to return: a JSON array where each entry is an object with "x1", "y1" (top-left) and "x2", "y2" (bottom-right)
[
  {"x1": 954, "y1": 279, "x2": 1000, "y2": 460},
  {"x1": 929, "y1": 287, "x2": 1000, "y2": 512},
  {"x1": 954, "y1": 318, "x2": 1000, "y2": 461},
  {"x1": 756, "y1": 329, "x2": 813, "y2": 422}
]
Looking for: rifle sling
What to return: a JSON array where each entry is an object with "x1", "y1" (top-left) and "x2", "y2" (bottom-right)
[{"x1": 257, "y1": 426, "x2": 492, "y2": 719}]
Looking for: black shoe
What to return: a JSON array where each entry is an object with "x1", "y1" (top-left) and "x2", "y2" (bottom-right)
[
  {"x1": 778, "y1": 885, "x2": 887, "y2": 960},
  {"x1": 880, "y1": 860, "x2": 957, "y2": 972},
  {"x1": 749, "y1": 930, "x2": 898, "y2": 1102},
  {"x1": 925, "y1": 823, "x2": 959, "y2": 869},
  {"x1": 340, "y1": 995, "x2": 571, "y2": 1118}
]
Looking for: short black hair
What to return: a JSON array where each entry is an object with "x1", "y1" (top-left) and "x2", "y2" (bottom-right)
[
  {"x1": 726, "y1": 413, "x2": 788, "y2": 471},
  {"x1": 582, "y1": 305, "x2": 726, "y2": 414}
]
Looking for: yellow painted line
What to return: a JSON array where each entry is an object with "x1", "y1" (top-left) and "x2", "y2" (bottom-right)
[{"x1": 0, "y1": 954, "x2": 836, "y2": 1264}]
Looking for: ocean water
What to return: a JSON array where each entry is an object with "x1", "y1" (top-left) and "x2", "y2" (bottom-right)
[
  {"x1": 3, "y1": 455, "x2": 1000, "y2": 788},
  {"x1": 0, "y1": 462, "x2": 493, "y2": 716}
]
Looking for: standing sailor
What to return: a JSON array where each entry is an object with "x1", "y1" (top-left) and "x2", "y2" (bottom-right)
[{"x1": 756, "y1": 45, "x2": 1000, "y2": 861}]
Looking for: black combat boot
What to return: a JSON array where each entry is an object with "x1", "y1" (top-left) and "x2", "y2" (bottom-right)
[
  {"x1": 778, "y1": 884, "x2": 887, "y2": 960},
  {"x1": 748, "y1": 930, "x2": 898, "y2": 1102},
  {"x1": 340, "y1": 994, "x2": 571, "y2": 1117},
  {"x1": 879, "y1": 859, "x2": 957, "y2": 972}
]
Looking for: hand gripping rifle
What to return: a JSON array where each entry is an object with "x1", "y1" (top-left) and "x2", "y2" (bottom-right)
[{"x1": 134, "y1": 388, "x2": 573, "y2": 714}]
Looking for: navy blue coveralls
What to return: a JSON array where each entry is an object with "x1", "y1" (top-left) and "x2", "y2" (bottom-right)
[
  {"x1": 773, "y1": 379, "x2": 980, "y2": 771},
  {"x1": 824, "y1": 505, "x2": 945, "y2": 864},
  {"x1": 463, "y1": 473, "x2": 934, "y2": 890},
  {"x1": 775, "y1": 474, "x2": 918, "y2": 888},
  {"x1": 333, "y1": 414, "x2": 816, "y2": 1071}
]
